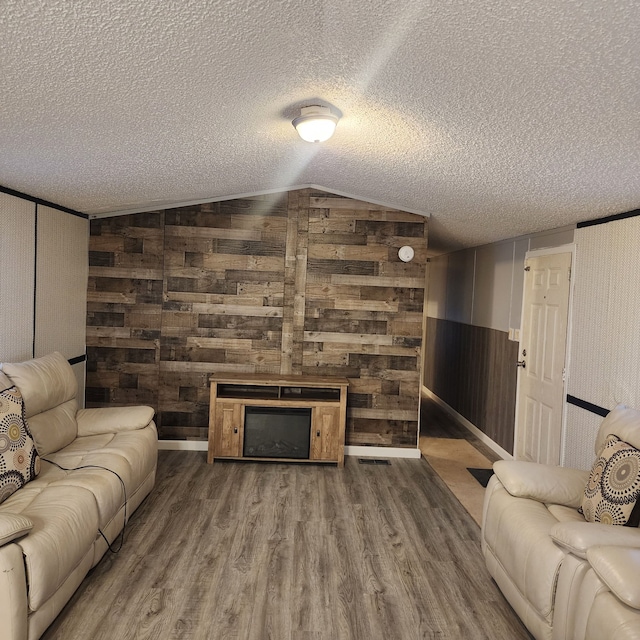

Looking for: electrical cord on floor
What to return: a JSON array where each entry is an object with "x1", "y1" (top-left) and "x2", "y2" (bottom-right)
[{"x1": 42, "y1": 458, "x2": 128, "y2": 553}]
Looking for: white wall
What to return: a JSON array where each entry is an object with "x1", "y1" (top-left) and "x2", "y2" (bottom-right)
[
  {"x1": 0, "y1": 192, "x2": 89, "y2": 401},
  {"x1": 472, "y1": 241, "x2": 514, "y2": 330},
  {"x1": 427, "y1": 225, "x2": 575, "y2": 333},
  {"x1": 426, "y1": 254, "x2": 449, "y2": 320},
  {"x1": 0, "y1": 193, "x2": 35, "y2": 362},
  {"x1": 445, "y1": 249, "x2": 475, "y2": 323}
]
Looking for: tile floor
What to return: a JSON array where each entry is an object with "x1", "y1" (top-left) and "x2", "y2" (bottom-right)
[{"x1": 419, "y1": 394, "x2": 501, "y2": 526}]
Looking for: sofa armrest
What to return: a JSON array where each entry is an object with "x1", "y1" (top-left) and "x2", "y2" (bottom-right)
[
  {"x1": 493, "y1": 460, "x2": 589, "y2": 508},
  {"x1": 0, "y1": 542, "x2": 29, "y2": 640},
  {"x1": 0, "y1": 513, "x2": 33, "y2": 546},
  {"x1": 76, "y1": 406, "x2": 155, "y2": 437},
  {"x1": 551, "y1": 521, "x2": 640, "y2": 558},
  {"x1": 587, "y1": 546, "x2": 640, "y2": 610}
]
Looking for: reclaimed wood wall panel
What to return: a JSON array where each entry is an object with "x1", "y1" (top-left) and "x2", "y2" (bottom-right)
[
  {"x1": 423, "y1": 317, "x2": 518, "y2": 453},
  {"x1": 302, "y1": 195, "x2": 428, "y2": 448},
  {"x1": 159, "y1": 197, "x2": 287, "y2": 438},
  {"x1": 86, "y1": 213, "x2": 164, "y2": 409},
  {"x1": 87, "y1": 189, "x2": 428, "y2": 447}
]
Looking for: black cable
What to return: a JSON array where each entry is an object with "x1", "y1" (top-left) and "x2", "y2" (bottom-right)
[{"x1": 42, "y1": 459, "x2": 128, "y2": 553}]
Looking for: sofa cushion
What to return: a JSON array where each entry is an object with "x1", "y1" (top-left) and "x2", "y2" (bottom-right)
[
  {"x1": 76, "y1": 405, "x2": 155, "y2": 436},
  {"x1": 494, "y1": 459, "x2": 589, "y2": 509},
  {"x1": 580, "y1": 435, "x2": 640, "y2": 526},
  {"x1": 2, "y1": 352, "x2": 77, "y2": 419},
  {"x1": 25, "y1": 400, "x2": 79, "y2": 457},
  {"x1": 0, "y1": 512, "x2": 33, "y2": 545},
  {"x1": 482, "y1": 481, "x2": 566, "y2": 620},
  {"x1": 15, "y1": 484, "x2": 99, "y2": 611},
  {"x1": 0, "y1": 385, "x2": 41, "y2": 504},
  {"x1": 45, "y1": 426, "x2": 158, "y2": 529},
  {"x1": 584, "y1": 591, "x2": 640, "y2": 640},
  {"x1": 587, "y1": 546, "x2": 640, "y2": 610},
  {"x1": 2, "y1": 352, "x2": 78, "y2": 456},
  {"x1": 594, "y1": 404, "x2": 640, "y2": 456},
  {"x1": 546, "y1": 504, "x2": 586, "y2": 523},
  {"x1": 551, "y1": 521, "x2": 640, "y2": 558}
]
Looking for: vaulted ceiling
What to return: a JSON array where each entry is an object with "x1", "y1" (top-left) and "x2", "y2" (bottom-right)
[{"x1": 1, "y1": 1, "x2": 639, "y2": 254}]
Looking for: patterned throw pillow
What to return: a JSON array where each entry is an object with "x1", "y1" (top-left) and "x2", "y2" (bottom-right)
[
  {"x1": 0, "y1": 385, "x2": 41, "y2": 504},
  {"x1": 580, "y1": 435, "x2": 640, "y2": 526}
]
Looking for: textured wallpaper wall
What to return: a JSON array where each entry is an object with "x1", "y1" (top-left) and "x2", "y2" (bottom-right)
[
  {"x1": 565, "y1": 216, "x2": 640, "y2": 469},
  {"x1": 0, "y1": 191, "x2": 89, "y2": 396},
  {"x1": 0, "y1": 192, "x2": 35, "y2": 362}
]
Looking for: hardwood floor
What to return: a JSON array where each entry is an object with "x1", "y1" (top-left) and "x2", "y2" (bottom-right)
[{"x1": 42, "y1": 451, "x2": 531, "y2": 640}]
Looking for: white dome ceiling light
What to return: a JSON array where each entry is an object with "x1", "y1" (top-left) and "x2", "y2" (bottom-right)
[{"x1": 292, "y1": 105, "x2": 340, "y2": 143}]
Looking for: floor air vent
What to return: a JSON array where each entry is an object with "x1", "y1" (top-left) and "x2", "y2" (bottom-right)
[{"x1": 358, "y1": 458, "x2": 391, "y2": 465}]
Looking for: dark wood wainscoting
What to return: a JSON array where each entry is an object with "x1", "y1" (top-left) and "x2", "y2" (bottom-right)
[{"x1": 423, "y1": 317, "x2": 518, "y2": 454}]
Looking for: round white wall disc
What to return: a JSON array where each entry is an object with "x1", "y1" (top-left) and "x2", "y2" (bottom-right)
[{"x1": 398, "y1": 246, "x2": 414, "y2": 262}]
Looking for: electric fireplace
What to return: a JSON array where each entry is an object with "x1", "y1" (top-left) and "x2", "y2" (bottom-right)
[
  {"x1": 243, "y1": 406, "x2": 312, "y2": 459},
  {"x1": 207, "y1": 373, "x2": 349, "y2": 466}
]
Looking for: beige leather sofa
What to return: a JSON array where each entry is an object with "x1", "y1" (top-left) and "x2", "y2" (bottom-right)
[
  {"x1": 572, "y1": 546, "x2": 640, "y2": 640},
  {"x1": 482, "y1": 405, "x2": 640, "y2": 640},
  {"x1": 0, "y1": 352, "x2": 157, "y2": 640}
]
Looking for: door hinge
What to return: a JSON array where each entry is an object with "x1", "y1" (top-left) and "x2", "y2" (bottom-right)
[
  {"x1": 562, "y1": 367, "x2": 566, "y2": 382},
  {"x1": 568, "y1": 267, "x2": 571, "y2": 281}
]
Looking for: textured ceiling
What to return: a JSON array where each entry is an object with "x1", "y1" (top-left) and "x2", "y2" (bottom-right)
[{"x1": 1, "y1": 0, "x2": 639, "y2": 253}]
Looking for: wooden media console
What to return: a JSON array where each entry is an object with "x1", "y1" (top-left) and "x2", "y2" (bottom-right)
[{"x1": 207, "y1": 373, "x2": 349, "y2": 466}]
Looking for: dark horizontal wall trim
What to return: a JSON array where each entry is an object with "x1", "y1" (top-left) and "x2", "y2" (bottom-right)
[
  {"x1": 68, "y1": 354, "x2": 87, "y2": 365},
  {"x1": 566, "y1": 394, "x2": 609, "y2": 418},
  {"x1": 577, "y1": 208, "x2": 640, "y2": 229},
  {"x1": 0, "y1": 184, "x2": 88, "y2": 219}
]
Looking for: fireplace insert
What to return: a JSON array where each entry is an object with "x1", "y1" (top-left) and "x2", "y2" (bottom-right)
[{"x1": 243, "y1": 406, "x2": 312, "y2": 459}]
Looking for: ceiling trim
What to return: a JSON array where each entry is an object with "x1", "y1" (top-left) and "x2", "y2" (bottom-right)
[
  {"x1": 0, "y1": 184, "x2": 88, "y2": 219},
  {"x1": 88, "y1": 184, "x2": 430, "y2": 219},
  {"x1": 577, "y1": 208, "x2": 640, "y2": 229}
]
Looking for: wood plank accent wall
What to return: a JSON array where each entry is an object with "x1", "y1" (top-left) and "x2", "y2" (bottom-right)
[
  {"x1": 87, "y1": 189, "x2": 428, "y2": 447},
  {"x1": 87, "y1": 212, "x2": 164, "y2": 411},
  {"x1": 423, "y1": 317, "x2": 518, "y2": 453}
]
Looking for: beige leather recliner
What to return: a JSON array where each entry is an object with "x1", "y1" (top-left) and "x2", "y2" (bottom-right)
[{"x1": 481, "y1": 405, "x2": 640, "y2": 640}]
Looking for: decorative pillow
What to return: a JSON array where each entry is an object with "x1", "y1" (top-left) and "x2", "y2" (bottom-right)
[
  {"x1": 580, "y1": 435, "x2": 640, "y2": 526},
  {"x1": 0, "y1": 386, "x2": 41, "y2": 504}
]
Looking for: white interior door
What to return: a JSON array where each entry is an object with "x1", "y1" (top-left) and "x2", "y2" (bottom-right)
[{"x1": 515, "y1": 251, "x2": 572, "y2": 464}]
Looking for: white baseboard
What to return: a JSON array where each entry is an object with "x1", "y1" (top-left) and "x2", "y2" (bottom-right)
[
  {"x1": 158, "y1": 440, "x2": 208, "y2": 451},
  {"x1": 422, "y1": 386, "x2": 513, "y2": 460},
  {"x1": 345, "y1": 445, "x2": 422, "y2": 459},
  {"x1": 157, "y1": 440, "x2": 422, "y2": 459}
]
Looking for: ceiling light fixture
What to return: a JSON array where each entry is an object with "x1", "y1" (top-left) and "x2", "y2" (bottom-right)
[{"x1": 292, "y1": 105, "x2": 339, "y2": 143}]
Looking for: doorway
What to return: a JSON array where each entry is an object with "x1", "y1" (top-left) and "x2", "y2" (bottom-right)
[{"x1": 514, "y1": 247, "x2": 573, "y2": 465}]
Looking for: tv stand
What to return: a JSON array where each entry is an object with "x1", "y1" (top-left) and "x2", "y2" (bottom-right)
[{"x1": 207, "y1": 373, "x2": 349, "y2": 466}]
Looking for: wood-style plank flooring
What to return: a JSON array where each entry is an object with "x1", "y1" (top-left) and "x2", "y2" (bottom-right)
[{"x1": 42, "y1": 451, "x2": 531, "y2": 640}]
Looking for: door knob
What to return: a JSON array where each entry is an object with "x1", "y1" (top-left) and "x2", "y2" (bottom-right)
[{"x1": 516, "y1": 360, "x2": 526, "y2": 369}]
